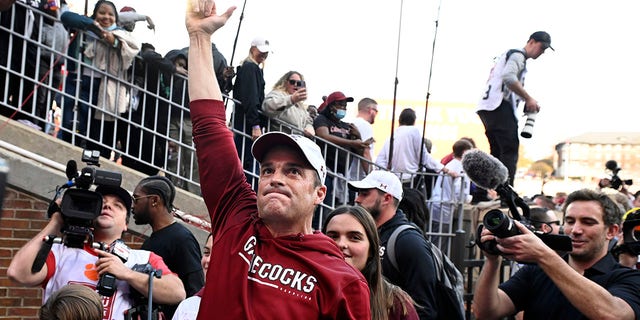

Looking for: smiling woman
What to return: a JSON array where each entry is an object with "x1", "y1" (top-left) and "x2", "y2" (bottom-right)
[{"x1": 323, "y1": 205, "x2": 419, "y2": 320}]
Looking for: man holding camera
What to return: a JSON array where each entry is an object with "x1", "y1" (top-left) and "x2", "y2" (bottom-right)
[
  {"x1": 474, "y1": 188, "x2": 640, "y2": 319},
  {"x1": 477, "y1": 31, "x2": 551, "y2": 187},
  {"x1": 7, "y1": 185, "x2": 186, "y2": 319}
]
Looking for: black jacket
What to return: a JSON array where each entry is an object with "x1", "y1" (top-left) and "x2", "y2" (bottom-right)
[{"x1": 379, "y1": 210, "x2": 438, "y2": 320}]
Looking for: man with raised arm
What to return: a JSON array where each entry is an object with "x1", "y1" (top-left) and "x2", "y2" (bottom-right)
[{"x1": 185, "y1": 2, "x2": 370, "y2": 318}]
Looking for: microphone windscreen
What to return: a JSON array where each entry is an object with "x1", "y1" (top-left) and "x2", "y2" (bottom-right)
[
  {"x1": 462, "y1": 149, "x2": 509, "y2": 190},
  {"x1": 66, "y1": 160, "x2": 78, "y2": 181},
  {"x1": 605, "y1": 160, "x2": 618, "y2": 171}
]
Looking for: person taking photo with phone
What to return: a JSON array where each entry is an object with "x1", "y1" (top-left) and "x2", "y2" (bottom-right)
[{"x1": 262, "y1": 70, "x2": 314, "y2": 137}]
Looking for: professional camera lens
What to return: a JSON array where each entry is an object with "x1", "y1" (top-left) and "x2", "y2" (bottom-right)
[
  {"x1": 520, "y1": 112, "x2": 537, "y2": 139},
  {"x1": 483, "y1": 209, "x2": 521, "y2": 238}
]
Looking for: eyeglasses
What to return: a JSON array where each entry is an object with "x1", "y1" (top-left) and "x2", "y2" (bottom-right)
[
  {"x1": 288, "y1": 79, "x2": 304, "y2": 87},
  {"x1": 132, "y1": 195, "x2": 155, "y2": 204}
]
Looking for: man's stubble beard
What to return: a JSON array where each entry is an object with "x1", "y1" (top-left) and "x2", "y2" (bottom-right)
[{"x1": 360, "y1": 197, "x2": 383, "y2": 221}]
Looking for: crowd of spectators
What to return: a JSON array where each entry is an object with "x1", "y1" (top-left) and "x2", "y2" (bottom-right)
[{"x1": 4, "y1": 2, "x2": 640, "y2": 320}]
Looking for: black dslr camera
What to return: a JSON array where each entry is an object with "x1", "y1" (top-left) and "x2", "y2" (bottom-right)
[
  {"x1": 476, "y1": 184, "x2": 572, "y2": 257},
  {"x1": 54, "y1": 150, "x2": 122, "y2": 248},
  {"x1": 604, "y1": 160, "x2": 633, "y2": 191},
  {"x1": 480, "y1": 209, "x2": 572, "y2": 256}
]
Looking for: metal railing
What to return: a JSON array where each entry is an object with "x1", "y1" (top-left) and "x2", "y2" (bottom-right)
[{"x1": 1, "y1": 2, "x2": 470, "y2": 240}]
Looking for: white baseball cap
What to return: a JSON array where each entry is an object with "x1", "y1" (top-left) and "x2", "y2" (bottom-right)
[
  {"x1": 348, "y1": 170, "x2": 403, "y2": 201},
  {"x1": 251, "y1": 37, "x2": 270, "y2": 53},
  {"x1": 251, "y1": 132, "x2": 326, "y2": 184}
]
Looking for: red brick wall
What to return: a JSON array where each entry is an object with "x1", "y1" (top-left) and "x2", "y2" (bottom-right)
[{"x1": 0, "y1": 187, "x2": 146, "y2": 320}]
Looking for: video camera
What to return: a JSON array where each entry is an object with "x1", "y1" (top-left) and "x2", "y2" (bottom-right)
[
  {"x1": 32, "y1": 150, "x2": 123, "y2": 273},
  {"x1": 604, "y1": 160, "x2": 633, "y2": 191},
  {"x1": 477, "y1": 184, "x2": 573, "y2": 257},
  {"x1": 612, "y1": 210, "x2": 640, "y2": 258},
  {"x1": 50, "y1": 149, "x2": 122, "y2": 248}
]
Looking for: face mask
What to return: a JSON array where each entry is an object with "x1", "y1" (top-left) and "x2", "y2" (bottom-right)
[{"x1": 335, "y1": 109, "x2": 346, "y2": 119}]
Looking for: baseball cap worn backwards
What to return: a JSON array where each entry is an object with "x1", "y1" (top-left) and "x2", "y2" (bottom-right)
[
  {"x1": 348, "y1": 170, "x2": 403, "y2": 201},
  {"x1": 252, "y1": 132, "x2": 327, "y2": 184},
  {"x1": 529, "y1": 31, "x2": 554, "y2": 51}
]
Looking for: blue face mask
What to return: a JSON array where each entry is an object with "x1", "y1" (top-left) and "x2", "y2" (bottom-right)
[{"x1": 335, "y1": 109, "x2": 346, "y2": 119}]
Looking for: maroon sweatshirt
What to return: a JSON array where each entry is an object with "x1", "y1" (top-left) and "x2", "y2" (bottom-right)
[{"x1": 192, "y1": 99, "x2": 370, "y2": 319}]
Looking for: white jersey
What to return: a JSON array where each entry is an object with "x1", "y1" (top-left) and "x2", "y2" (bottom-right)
[
  {"x1": 44, "y1": 244, "x2": 152, "y2": 320},
  {"x1": 477, "y1": 49, "x2": 527, "y2": 117}
]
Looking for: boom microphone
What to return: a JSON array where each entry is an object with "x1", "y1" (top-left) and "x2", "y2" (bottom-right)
[
  {"x1": 463, "y1": 150, "x2": 573, "y2": 255},
  {"x1": 461, "y1": 149, "x2": 527, "y2": 221},
  {"x1": 461, "y1": 149, "x2": 509, "y2": 190}
]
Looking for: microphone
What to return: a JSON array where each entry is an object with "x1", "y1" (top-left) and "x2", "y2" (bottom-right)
[
  {"x1": 462, "y1": 149, "x2": 527, "y2": 220},
  {"x1": 461, "y1": 149, "x2": 508, "y2": 190},
  {"x1": 605, "y1": 160, "x2": 619, "y2": 172},
  {"x1": 61, "y1": 160, "x2": 78, "y2": 189}
]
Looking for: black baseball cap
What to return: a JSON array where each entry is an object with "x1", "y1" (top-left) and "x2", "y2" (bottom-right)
[
  {"x1": 529, "y1": 31, "x2": 554, "y2": 51},
  {"x1": 95, "y1": 185, "x2": 132, "y2": 215}
]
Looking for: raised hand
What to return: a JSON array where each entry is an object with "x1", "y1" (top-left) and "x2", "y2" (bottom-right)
[{"x1": 186, "y1": 0, "x2": 236, "y2": 37}]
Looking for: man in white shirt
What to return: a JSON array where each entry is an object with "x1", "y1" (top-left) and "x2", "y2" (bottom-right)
[
  {"x1": 348, "y1": 98, "x2": 378, "y2": 182},
  {"x1": 376, "y1": 108, "x2": 453, "y2": 186}
]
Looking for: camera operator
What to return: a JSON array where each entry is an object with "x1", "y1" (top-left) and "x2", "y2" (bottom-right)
[
  {"x1": 7, "y1": 185, "x2": 186, "y2": 318},
  {"x1": 473, "y1": 188, "x2": 640, "y2": 319},
  {"x1": 614, "y1": 208, "x2": 640, "y2": 269}
]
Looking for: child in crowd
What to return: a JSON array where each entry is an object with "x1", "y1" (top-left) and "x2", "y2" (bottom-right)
[{"x1": 59, "y1": 0, "x2": 139, "y2": 158}]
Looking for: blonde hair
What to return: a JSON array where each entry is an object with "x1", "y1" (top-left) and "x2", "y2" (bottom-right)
[{"x1": 39, "y1": 285, "x2": 103, "y2": 320}]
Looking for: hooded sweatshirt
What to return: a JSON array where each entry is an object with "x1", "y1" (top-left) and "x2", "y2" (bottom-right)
[{"x1": 190, "y1": 99, "x2": 370, "y2": 319}]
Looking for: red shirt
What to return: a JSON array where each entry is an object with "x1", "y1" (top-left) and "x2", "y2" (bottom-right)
[{"x1": 191, "y1": 100, "x2": 370, "y2": 319}]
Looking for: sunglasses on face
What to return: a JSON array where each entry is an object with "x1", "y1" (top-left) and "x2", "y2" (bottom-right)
[{"x1": 288, "y1": 79, "x2": 305, "y2": 87}]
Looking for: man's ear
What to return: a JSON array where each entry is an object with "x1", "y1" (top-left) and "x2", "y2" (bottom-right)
[
  {"x1": 383, "y1": 193, "x2": 395, "y2": 207},
  {"x1": 314, "y1": 185, "x2": 327, "y2": 206},
  {"x1": 540, "y1": 223, "x2": 552, "y2": 234},
  {"x1": 606, "y1": 223, "x2": 620, "y2": 240}
]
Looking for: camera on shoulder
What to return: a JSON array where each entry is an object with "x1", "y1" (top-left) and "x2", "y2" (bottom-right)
[{"x1": 55, "y1": 149, "x2": 123, "y2": 248}]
